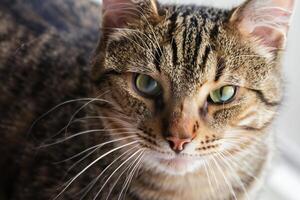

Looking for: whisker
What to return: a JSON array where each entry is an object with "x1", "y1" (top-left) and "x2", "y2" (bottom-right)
[
  {"x1": 79, "y1": 145, "x2": 140, "y2": 200},
  {"x1": 216, "y1": 152, "x2": 250, "y2": 200},
  {"x1": 81, "y1": 115, "x2": 134, "y2": 121},
  {"x1": 54, "y1": 144, "x2": 100, "y2": 165},
  {"x1": 27, "y1": 97, "x2": 111, "y2": 136},
  {"x1": 39, "y1": 129, "x2": 138, "y2": 148},
  {"x1": 64, "y1": 91, "x2": 110, "y2": 136},
  {"x1": 123, "y1": 153, "x2": 144, "y2": 200},
  {"x1": 203, "y1": 159, "x2": 215, "y2": 200},
  {"x1": 92, "y1": 149, "x2": 144, "y2": 200},
  {"x1": 222, "y1": 150, "x2": 262, "y2": 184},
  {"x1": 104, "y1": 153, "x2": 141, "y2": 200},
  {"x1": 53, "y1": 140, "x2": 140, "y2": 200},
  {"x1": 118, "y1": 151, "x2": 144, "y2": 200},
  {"x1": 116, "y1": 31, "x2": 156, "y2": 60},
  {"x1": 220, "y1": 141, "x2": 265, "y2": 160},
  {"x1": 206, "y1": 157, "x2": 223, "y2": 198},
  {"x1": 210, "y1": 155, "x2": 238, "y2": 200},
  {"x1": 41, "y1": 115, "x2": 134, "y2": 143},
  {"x1": 65, "y1": 135, "x2": 140, "y2": 172}
]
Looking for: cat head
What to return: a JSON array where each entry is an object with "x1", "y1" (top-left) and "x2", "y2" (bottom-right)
[{"x1": 92, "y1": 0, "x2": 295, "y2": 175}]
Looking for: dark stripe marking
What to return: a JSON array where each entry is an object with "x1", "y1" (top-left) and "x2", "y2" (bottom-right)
[
  {"x1": 189, "y1": 17, "x2": 201, "y2": 66},
  {"x1": 171, "y1": 39, "x2": 178, "y2": 66},
  {"x1": 154, "y1": 48, "x2": 163, "y2": 72},
  {"x1": 253, "y1": 90, "x2": 281, "y2": 107},
  {"x1": 192, "y1": 30, "x2": 202, "y2": 66},
  {"x1": 182, "y1": 17, "x2": 188, "y2": 58},
  {"x1": 168, "y1": 12, "x2": 179, "y2": 66},
  {"x1": 168, "y1": 12, "x2": 178, "y2": 39},
  {"x1": 202, "y1": 45, "x2": 211, "y2": 69},
  {"x1": 210, "y1": 25, "x2": 219, "y2": 40},
  {"x1": 215, "y1": 57, "x2": 226, "y2": 81},
  {"x1": 238, "y1": 120, "x2": 273, "y2": 131}
]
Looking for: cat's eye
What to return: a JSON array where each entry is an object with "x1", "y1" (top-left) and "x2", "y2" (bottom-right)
[
  {"x1": 134, "y1": 74, "x2": 162, "y2": 98},
  {"x1": 209, "y1": 86, "x2": 237, "y2": 104}
]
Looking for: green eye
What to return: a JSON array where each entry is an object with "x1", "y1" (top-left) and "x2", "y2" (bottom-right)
[
  {"x1": 134, "y1": 74, "x2": 162, "y2": 98},
  {"x1": 209, "y1": 86, "x2": 237, "y2": 104}
]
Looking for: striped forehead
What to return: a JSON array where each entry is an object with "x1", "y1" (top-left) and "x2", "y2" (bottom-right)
[{"x1": 157, "y1": 5, "x2": 230, "y2": 96}]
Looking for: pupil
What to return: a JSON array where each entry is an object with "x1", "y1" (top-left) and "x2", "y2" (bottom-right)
[
  {"x1": 144, "y1": 79, "x2": 156, "y2": 92},
  {"x1": 220, "y1": 87, "x2": 227, "y2": 101},
  {"x1": 138, "y1": 75, "x2": 157, "y2": 93}
]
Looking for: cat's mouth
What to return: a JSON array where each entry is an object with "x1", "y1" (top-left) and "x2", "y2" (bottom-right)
[
  {"x1": 158, "y1": 156, "x2": 196, "y2": 170},
  {"x1": 144, "y1": 150, "x2": 205, "y2": 175}
]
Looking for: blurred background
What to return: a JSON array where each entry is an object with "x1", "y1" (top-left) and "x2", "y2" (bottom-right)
[{"x1": 93, "y1": 0, "x2": 300, "y2": 199}]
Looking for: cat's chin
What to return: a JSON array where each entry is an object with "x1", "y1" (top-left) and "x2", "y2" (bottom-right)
[{"x1": 143, "y1": 151, "x2": 204, "y2": 176}]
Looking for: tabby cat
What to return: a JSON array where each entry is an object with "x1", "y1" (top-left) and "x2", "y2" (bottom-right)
[{"x1": 0, "y1": 0, "x2": 295, "y2": 199}]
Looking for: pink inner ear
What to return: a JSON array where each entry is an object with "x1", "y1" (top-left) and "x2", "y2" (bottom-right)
[
  {"x1": 103, "y1": 0, "x2": 133, "y2": 11},
  {"x1": 250, "y1": 8, "x2": 292, "y2": 48},
  {"x1": 102, "y1": 11, "x2": 127, "y2": 29},
  {"x1": 237, "y1": 0, "x2": 295, "y2": 49},
  {"x1": 102, "y1": 0, "x2": 135, "y2": 28},
  {"x1": 252, "y1": 26, "x2": 283, "y2": 49}
]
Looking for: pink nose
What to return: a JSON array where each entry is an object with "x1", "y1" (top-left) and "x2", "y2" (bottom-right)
[{"x1": 166, "y1": 137, "x2": 192, "y2": 153}]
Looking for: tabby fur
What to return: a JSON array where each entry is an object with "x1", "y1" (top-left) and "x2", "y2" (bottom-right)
[{"x1": 0, "y1": 0, "x2": 294, "y2": 199}]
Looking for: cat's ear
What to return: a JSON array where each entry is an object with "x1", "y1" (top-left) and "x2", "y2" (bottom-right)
[
  {"x1": 102, "y1": 0, "x2": 160, "y2": 30},
  {"x1": 230, "y1": 0, "x2": 295, "y2": 51}
]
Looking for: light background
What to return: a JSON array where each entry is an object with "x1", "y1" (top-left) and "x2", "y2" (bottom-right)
[{"x1": 94, "y1": 0, "x2": 300, "y2": 199}]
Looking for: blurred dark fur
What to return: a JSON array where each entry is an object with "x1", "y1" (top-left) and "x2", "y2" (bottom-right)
[{"x1": 0, "y1": 0, "x2": 100, "y2": 199}]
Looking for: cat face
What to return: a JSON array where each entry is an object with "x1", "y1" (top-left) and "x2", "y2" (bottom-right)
[{"x1": 92, "y1": 0, "x2": 294, "y2": 175}]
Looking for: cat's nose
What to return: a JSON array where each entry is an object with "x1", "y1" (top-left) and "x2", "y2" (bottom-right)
[{"x1": 166, "y1": 136, "x2": 192, "y2": 153}]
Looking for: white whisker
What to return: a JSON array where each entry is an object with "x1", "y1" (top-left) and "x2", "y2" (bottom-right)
[
  {"x1": 118, "y1": 151, "x2": 144, "y2": 200},
  {"x1": 64, "y1": 91, "x2": 110, "y2": 136},
  {"x1": 203, "y1": 159, "x2": 215, "y2": 200},
  {"x1": 210, "y1": 155, "x2": 237, "y2": 200},
  {"x1": 28, "y1": 97, "x2": 111, "y2": 136},
  {"x1": 39, "y1": 129, "x2": 138, "y2": 148},
  {"x1": 93, "y1": 149, "x2": 144, "y2": 200},
  {"x1": 216, "y1": 152, "x2": 250, "y2": 200},
  {"x1": 53, "y1": 140, "x2": 140, "y2": 200},
  {"x1": 79, "y1": 145, "x2": 140, "y2": 200}
]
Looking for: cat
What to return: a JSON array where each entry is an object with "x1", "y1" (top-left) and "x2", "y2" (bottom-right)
[{"x1": 0, "y1": 0, "x2": 295, "y2": 199}]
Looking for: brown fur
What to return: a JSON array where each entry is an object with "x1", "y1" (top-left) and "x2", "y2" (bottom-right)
[{"x1": 0, "y1": 0, "x2": 293, "y2": 199}]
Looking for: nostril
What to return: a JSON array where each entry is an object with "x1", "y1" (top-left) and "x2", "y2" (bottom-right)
[
  {"x1": 166, "y1": 137, "x2": 192, "y2": 153},
  {"x1": 167, "y1": 140, "x2": 175, "y2": 150}
]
